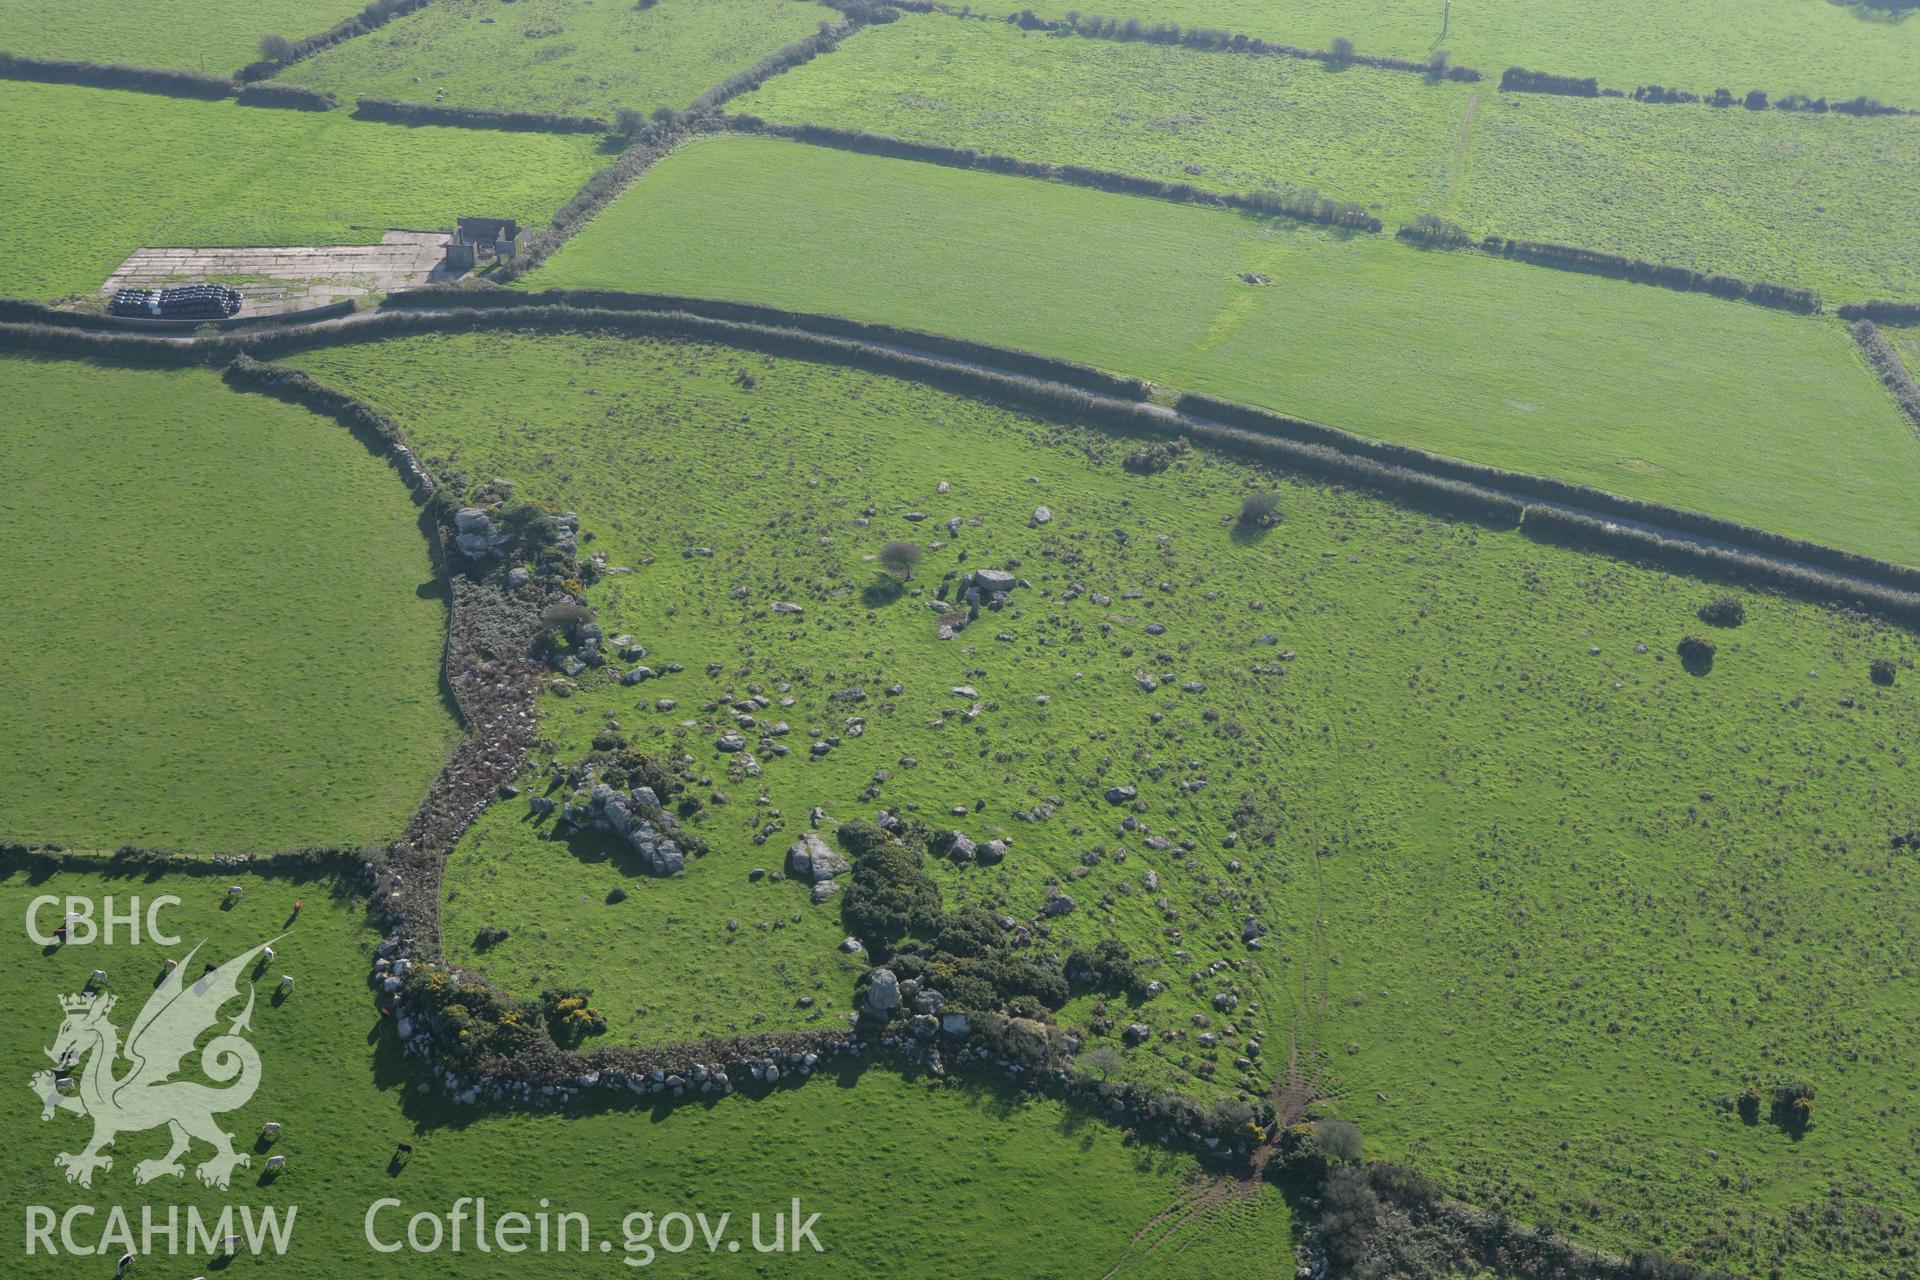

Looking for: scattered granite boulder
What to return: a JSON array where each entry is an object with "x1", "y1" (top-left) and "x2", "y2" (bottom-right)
[
  {"x1": 979, "y1": 839, "x2": 1008, "y2": 864},
  {"x1": 1041, "y1": 892, "x2": 1077, "y2": 917},
  {"x1": 453, "y1": 507, "x2": 509, "y2": 560},
  {"x1": 973, "y1": 568, "x2": 1017, "y2": 594},
  {"x1": 787, "y1": 832, "x2": 851, "y2": 882},
  {"x1": 866, "y1": 968, "x2": 901, "y2": 1013},
  {"x1": 810, "y1": 879, "x2": 843, "y2": 904},
  {"x1": 1104, "y1": 784, "x2": 1137, "y2": 804},
  {"x1": 575, "y1": 784, "x2": 684, "y2": 876}
]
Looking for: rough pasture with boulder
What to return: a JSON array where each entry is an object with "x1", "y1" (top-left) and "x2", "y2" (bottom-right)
[
  {"x1": 7, "y1": 0, "x2": 1920, "y2": 1271},
  {"x1": 284, "y1": 327, "x2": 1920, "y2": 1277}
]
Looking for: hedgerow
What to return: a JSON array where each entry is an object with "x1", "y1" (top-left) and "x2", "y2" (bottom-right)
[
  {"x1": 1501, "y1": 66, "x2": 1600, "y2": 97},
  {"x1": 235, "y1": 81, "x2": 338, "y2": 111},
  {"x1": 1849, "y1": 320, "x2": 1920, "y2": 434},
  {"x1": 1521, "y1": 507, "x2": 1920, "y2": 624},
  {"x1": 1397, "y1": 223, "x2": 1820, "y2": 311},
  {"x1": 0, "y1": 52, "x2": 235, "y2": 98},
  {"x1": 1176, "y1": 393, "x2": 1920, "y2": 596},
  {"x1": 220, "y1": 354, "x2": 435, "y2": 492},
  {"x1": 1479, "y1": 235, "x2": 1819, "y2": 312},
  {"x1": 5, "y1": 306, "x2": 1915, "y2": 618},
  {"x1": 722, "y1": 115, "x2": 1381, "y2": 232},
  {"x1": 236, "y1": 0, "x2": 432, "y2": 81},
  {"x1": 686, "y1": 19, "x2": 864, "y2": 114},
  {"x1": 353, "y1": 96, "x2": 610, "y2": 134},
  {"x1": 1005, "y1": 10, "x2": 1484, "y2": 82},
  {"x1": 1395, "y1": 215, "x2": 1474, "y2": 248},
  {"x1": 1837, "y1": 300, "x2": 1920, "y2": 325},
  {"x1": 383, "y1": 283, "x2": 1153, "y2": 398}
]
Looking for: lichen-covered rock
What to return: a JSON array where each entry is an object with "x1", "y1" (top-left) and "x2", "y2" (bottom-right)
[
  {"x1": 787, "y1": 832, "x2": 851, "y2": 882},
  {"x1": 973, "y1": 568, "x2": 1017, "y2": 594},
  {"x1": 866, "y1": 968, "x2": 901, "y2": 1013},
  {"x1": 578, "y1": 784, "x2": 684, "y2": 876},
  {"x1": 453, "y1": 507, "x2": 509, "y2": 560}
]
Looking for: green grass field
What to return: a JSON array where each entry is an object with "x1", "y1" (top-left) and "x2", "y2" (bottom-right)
[
  {"x1": 0, "y1": 79, "x2": 608, "y2": 300},
  {"x1": 739, "y1": 14, "x2": 1462, "y2": 218},
  {"x1": 0, "y1": 0, "x2": 365, "y2": 72},
  {"x1": 0, "y1": 355, "x2": 457, "y2": 853},
  {"x1": 1, "y1": 862, "x2": 1291, "y2": 1278},
  {"x1": 281, "y1": 0, "x2": 843, "y2": 119},
  {"x1": 1452, "y1": 88, "x2": 1920, "y2": 301},
  {"x1": 1012, "y1": 0, "x2": 1920, "y2": 103},
  {"x1": 529, "y1": 133, "x2": 1920, "y2": 566},
  {"x1": 291, "y1": 328, "x2": 1920, "y2": 1275},
  {"x1": 738, "y1": 14, "x2": 1920, "y2": 300}
]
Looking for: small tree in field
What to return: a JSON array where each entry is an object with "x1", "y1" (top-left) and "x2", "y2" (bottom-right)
[
  {"x1": 1328, "y1": 35, "x2": 1356, "y2": 63},
  {"x1": 1238, "y1": 491, "x2": 1281, "y2": 528},
  {"x1": 1870, "y1": 658, "x2": 1897, "y2": 686},
  {"x1": 1082, "y1": 1045, "x2": 1124, "y2": 1080},
  {"x1": 878, "y1": 541, "x2": 923, "y2": 581},
  {"x1": 613, "y1": 107, "x2": 648, "y2": 138},
  {"x1": 1314, "y1": 1118, "x2": 1364, "y2": 1163},
  {"x1": 258, "y1": 33, "x2": 295, "y2": 61}
]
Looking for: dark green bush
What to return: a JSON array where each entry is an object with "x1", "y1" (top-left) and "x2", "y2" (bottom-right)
[
  {"x1": 1238, "y1": 491, "x2": 1281, "y2": 526},
  {"x1": 1697, "y1": 596, "x2": 1745, "y2": 627},
  {"x1": 1677, "y1": 635, "x2": 1717, "y2": 668}
]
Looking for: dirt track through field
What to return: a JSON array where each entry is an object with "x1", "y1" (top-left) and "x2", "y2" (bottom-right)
[{"x1": 1442, "y1": 87, "x2": 1480, "y2": 215}]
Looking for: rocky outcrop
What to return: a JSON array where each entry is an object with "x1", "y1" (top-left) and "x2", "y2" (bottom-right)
[
  {"x1": 453, "y1": 507, "x2": 509, "y2": 560},
  {"x1": 786, "y1": 832, "x2": 851, "y2": 882},
  {"x1": 866, "y1": 968, "x2": 901, "y2": 1013},
  {"x1": 560, "y1": 784, "x2": 686, "y2": 876}
]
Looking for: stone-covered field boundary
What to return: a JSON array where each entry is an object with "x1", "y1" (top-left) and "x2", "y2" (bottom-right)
[
  {"x1": 0, "y1": 315, "x2": 1761, "y2": 1280},
  {"x1": 6, "y1": 296, "x2": 1920, "y2": 625}
]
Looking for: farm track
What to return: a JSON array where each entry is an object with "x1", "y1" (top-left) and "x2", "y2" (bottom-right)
[{"x1": 1442, "y1": 86, "x2": 1480, "y2": 214}]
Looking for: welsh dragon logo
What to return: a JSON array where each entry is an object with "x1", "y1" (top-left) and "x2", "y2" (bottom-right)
[{"x1": 32, "y1": 937, "x2": 280, "y2": 1190}]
